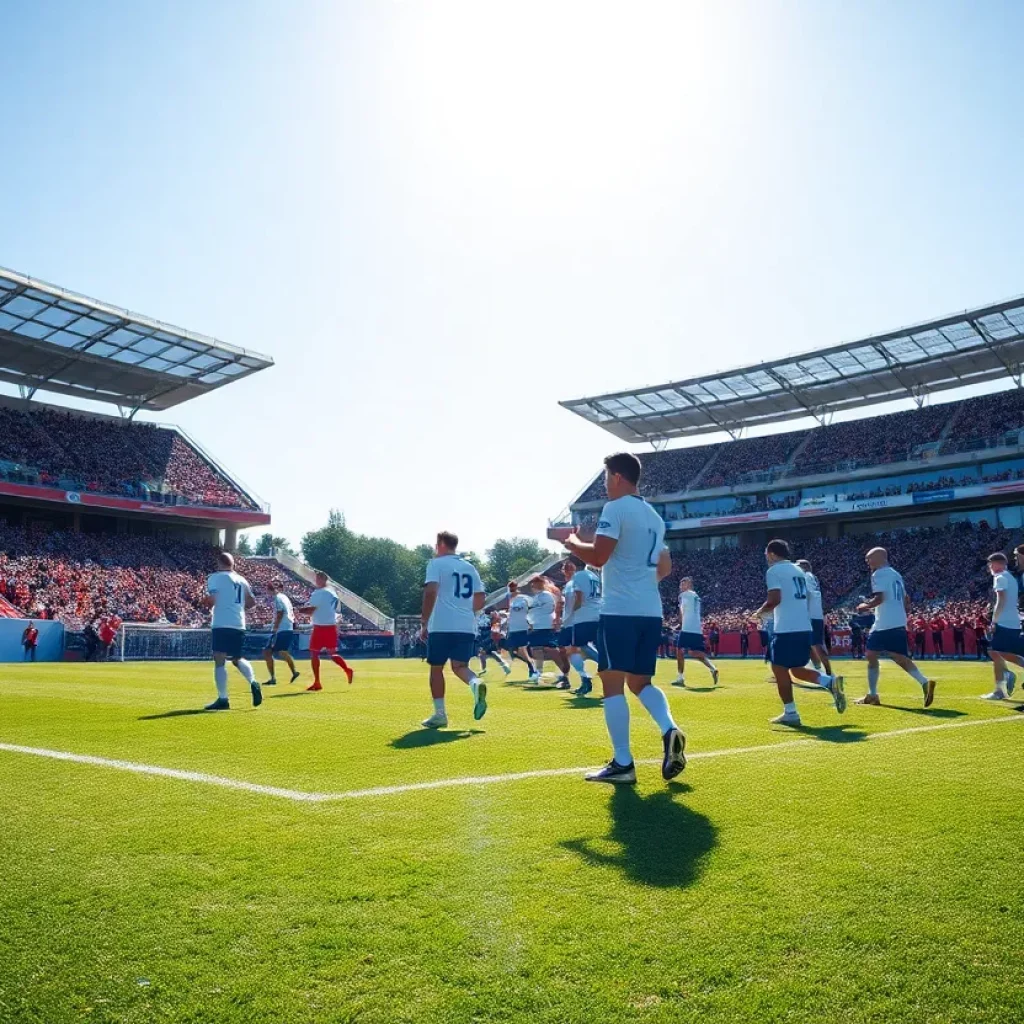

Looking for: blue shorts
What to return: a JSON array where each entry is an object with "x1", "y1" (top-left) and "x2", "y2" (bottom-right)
[
  {"x1": 211, "y1": 627, "x2": 245, "y2": 660},
  {"x1": 572, "y1": 621, "x2": 599, "y2": 647},
  {"x1": 990, "y1": 625, "x2": 1024, "y2": 655},
  {"x1": 503, "y1": 630, "x2": 530, "y2": 650},
  {"x1": 265, "y1": 630, "x2": 294, "y2": 654},
  {"x1": 811, "y1": 619, "x2": 825, "y2": 647},
  {"x1": 866, "y1": 627, "x2": 909, "y2": 657},
  {"x1": 770, "y1": 631, "x2": 812, "y2": 670},
  {"x1": 528, "y1": 629, "x2": 557, "y2": 649},
  {"x1": 598, "y1": 615, "x2": 662, "y2": 677},
  {"x1": 676, "y1": 630, "x2": 705, "y2": 653},
  {"x1": 558, "y1": 626, "x2": 575, "y2": 648},
  {"x1": 427, "y1": 632, "x2": 475, "y2": 666}
]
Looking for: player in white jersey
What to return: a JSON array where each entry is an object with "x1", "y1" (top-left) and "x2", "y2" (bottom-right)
[
  {"x1": 475, "y1": 609, "x2": 511, "y2": 676},
  {"x1": 981, "y1": 551, "x2": 1024, "y2": 700},
  {"x1": 672, "y1": 577, "x2": 718, "y2": 688},
  {"x1": 501, "y1": 581, "x2": 538, "y2": 677},
  {"x1": 754, "y1": 539, "x2": 845, "y2": 726},
  {"x1": 796, "y1": 559, "x2": 832, "y2": 678},
  {"x1": 526, "y1": 576, "x2": 572, "y2": 687},
  {"x1": 261, "y1": 584, "x2": 301, "y2": 686},
  {"x1": 200, "y1": 551, "x2": 261, "y2": 710},
  {"x1": 561, "y1": 560, "x2": 602, "y2": 696},
  {"x1": 297, "y1": 571, "x2": 354, "y2": 690},
  {"x1": 420, "y1": 530, "x2": 488, "y2": 728},
  {"x1": 564, "y1": 452, "x2": 686, "y2": 784},
  {"x1": 855, "y1": 547, "x2": 935, "y2": 707}
]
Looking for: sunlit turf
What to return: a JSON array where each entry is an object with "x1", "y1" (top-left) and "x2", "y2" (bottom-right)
[{"x1": 1, "y1": 656, "x2": 1023, "y2": 1023}]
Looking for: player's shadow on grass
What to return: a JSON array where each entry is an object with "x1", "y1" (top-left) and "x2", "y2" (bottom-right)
[
  {"x1": 791, "y1": 723, "x2": 867, "y2": 743},
  {"x1": 883, "y1": 705, "x2": 965, "y2": 718},
  {"x1": 561, "y1": 784, "x2": 715, "y2": 888},
  {"x1": 267, "y1": 691, "x2": 315, "y2": 699},
  {"x1": 564, "y1": 696, "x2": 603, "y2": 709},
  {"x1": 389, "y1": 728, "x2": 484, "y2": 749},
  {"x1": 138, "y1": 708, "x2": 209, "y2": 720}
]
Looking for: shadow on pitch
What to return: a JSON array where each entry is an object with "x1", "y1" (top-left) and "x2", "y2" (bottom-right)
[
  {"x1": 563, "y1": 695, "x2": 603, "y2": 709},
  {"x1": 561, "y1": 783, "x2": 716, "y2": 889},
  {"x1": 789, "y1": 722, "x2": 867, "y2": 743},
  {"x1": 138, "y1": 708, "x2": 209, "y2": 721},
  {"x1": 389, "y1": 728, "x2": 484, "y2": 749},
  {"x1": 267, "y1": 691, "x2": 316, "y2": 699},
  {"x1": 883, "y1": 704, "x2": 965, "y2": 718}
]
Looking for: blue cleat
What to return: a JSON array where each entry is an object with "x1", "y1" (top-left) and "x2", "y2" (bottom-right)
[
  {"x1": 471, "y1": 679, "x2": 488, "y2": 721},
  {"x1": 1006, "y1": 670, "x2": 1017, "y2": 697},
  {"x1": 251, "y1": 681, "x2": 263, "y2": 707},
  {"x1": 204, "y1": 697, "x2": 230, "y2": 711},
  {"x1": 573, "y1": 677, "x2": 593, "y2": 697}
]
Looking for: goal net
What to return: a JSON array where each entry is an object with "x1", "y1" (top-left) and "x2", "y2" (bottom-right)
[{"x1": 115, "y1": 623, "x2": 213, "y2": 661}]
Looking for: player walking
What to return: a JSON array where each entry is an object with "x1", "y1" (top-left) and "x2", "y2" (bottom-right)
[
  {"x1": 796, "y1": 559, "x2": 832, "y2": 678},
  {"x1": 297, "y1": 571, "x2": 354, "y2": 690},
  {"x1": 526, "y1": 576, "x2": 571, "y2": 688},
  {"x1": 475, "y1": 610, "x2": 511, "y2": 676},
  {"x1": 502, "y1": 581, "x2": 537, "y2": 676},
  {"x1": 854, "y1": 547, "x2": 935, "y2": 707},
  {"x1": 981, "y1": 552, "x2": 1023, "y2": 700},
  {"x1": 564, "y1": 452, "x2": 686, "y2": 784},
  {"x1": 420, "y1": 531, "x2": 488, "y2": 728},
  {"x1": 672, "y1": 577, "x2": 718, "y2": 687},
  {"x1": 201, "y1": 552, "x2": 262, "y2": 711},
  {"x1": 754, "y1": 540, "x2": 845, "y2": 726},
  {"x1": 565, "y1": 561, "x2": 602, "y2": 696},
  {"x1": 261, "y1": 584, "x2": 301, "y2": 686}
]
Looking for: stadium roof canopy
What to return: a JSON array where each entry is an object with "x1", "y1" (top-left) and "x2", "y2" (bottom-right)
[
  {"x1": 561, "y1": 294, "x2": 1024, "y2": 442},
  {"x1": 0, "y1": 266, "x2": 273, "y2": 412}
]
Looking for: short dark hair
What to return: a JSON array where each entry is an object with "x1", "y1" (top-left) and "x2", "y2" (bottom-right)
[
  {"x1": 987, "y1": 552, "x2": 1008, "y2": 564},
  {"x1": 604, "y1": 452, "x2": 642, "y2": 486},
  {"x1": 766, "y1": 538, "x2": 791, "y2": 559},
  {"x1": 437, "y1": 531, "x2": 459, "y2": 551}
]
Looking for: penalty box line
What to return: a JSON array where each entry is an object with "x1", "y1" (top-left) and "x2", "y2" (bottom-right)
[{"x1": 0, "y1": 714, "x2": 1021, "y2": 804}]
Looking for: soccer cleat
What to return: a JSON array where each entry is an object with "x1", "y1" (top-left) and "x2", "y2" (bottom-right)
[
  {"x1": 250, "y1": 681, "x2": 263, "y2": 707},
  {"x1": 478, "y1": 667, "x2": 488, "y2": 676},
  {"x1": 421, "y1": 712, "x2": 448, "y2": 729},
  {"x1": 672, "y1": 677, "x2": 686, "y2": 688},
  {"x1": 661, "y1": 728, "x2": 687, "y2": 781},
  {"x1": 528, "y1": 672, "x2": 540, "y2": 683},
  {"x1": 204, "y1": 697, "x2": 230, "y2": 711},
  {"x1": 856, "y1": 693, "x2": 881, "y2": 706},
  {"x1": 290, "y1": 670, "x2": 301, "y2": 684},
  {"x1": 923, "y1": 679, "x2": 936, "y2": 708},
  {"x1": 555, "y1": 676, "x2": 571, "y2": 690},
  {"x1": 585, "y1": 759, "x2": 637, "y2": 784},
  {"x1": 307, "y1": 682, "x2": 323, "y2": 692},
  {"x1": 471, "y1": 679, "x2": 488, "y2": 721},
  {"x1": 830, "y1": 675, "x2": 847, "y2": 714},
  {"x1": 771, "y1": 710, "x2": 802, "y2": 727},
  {"x1": 344, "y1": 666, "x2": 354, "y2": 685},
  {"x1": 263, "y1": 678, "x2": 277, "y2": 686},
  {"x1": 711, "y1": 667, "x2": 719, "y2": 687},
  {"x1": 502, "y1": 663, "x2": 512, "y2": 677},
  {"x1": 1006, "y1": 670, "x2": 1017, "y2": 696},
  {"x1": 573, "y1": 677, "x2": 593, "y2": 697},
  {"x1": 982, "y1": 690, "x2": 1008, "y2": 701}
]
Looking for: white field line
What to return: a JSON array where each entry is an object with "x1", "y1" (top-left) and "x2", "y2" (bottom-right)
[{"x1": 0, "y1": 714, "x2": 1021, "y2": 804}]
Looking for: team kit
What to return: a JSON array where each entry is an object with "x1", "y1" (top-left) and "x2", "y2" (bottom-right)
[{"x1": 200, "y1": 452, "x2": 1024, "y2": 786}]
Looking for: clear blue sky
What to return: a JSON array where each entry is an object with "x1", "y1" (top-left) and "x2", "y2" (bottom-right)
[{"x1": 2, "y1": 0, "x2": 1023, "y2": 555}]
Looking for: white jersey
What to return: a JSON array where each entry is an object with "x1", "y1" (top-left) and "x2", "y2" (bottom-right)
[
  {"x1": 765, "y1": 561, "x2": 812, "y2": 634},
  {"x1": 308, "y1": 587, "x2": 341, "y2": 626},
  {"x1": 596, "y1": 495, "x2": 666, "y2": 618},
  {"x1": 561, "y1": 578, "x2": 577, "y2": 627},
  {"x1": 574, "y1": 568, "x2": 603, "y2": 624},
  {"x1": 870, "y1": 565, "x2": 908, "y2": 631},
  {"x1": 804, "y1": 572, "x2": 824, "y2": 621},
  {"x1": 207, "y1": 570, "x2": 253, "y2": 631},
  {"x1": 476, "y1": 612, "x2": 491, "y2": 634},
  {"x1": 678, "y1": 590, "x2": 702, "y2": 633},
  {"x1": 424, "y1": 554, "x2": 483, "y2": 633},
  {"x1": 273, "y1": 592, "x2": 295, "y2": 630},
  {"x1": 507, "y1": 592, "x2": 531, "y2": 631},
  {"x1": 993, "y1": 570, "x2": 1021, "y2": 630},
  {"x1": 528, "y1": 589, "x2": 556, "y2": 630}
]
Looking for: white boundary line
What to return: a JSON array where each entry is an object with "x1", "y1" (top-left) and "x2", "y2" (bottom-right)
[{"x1": 0, "y1": 714, "x2": 1021, "y2": 804}]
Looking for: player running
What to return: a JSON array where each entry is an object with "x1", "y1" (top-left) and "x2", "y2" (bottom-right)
[
  {"x1": 201, "y1": 551, "x2": 262, "y2": 711},
  {"x1": 565, "y1": 560, "x2": 602, "y2": 696},
  {"x1": 420, "y1": 530, "x2": 488, "y2": 728},
  {"x1": 526, "y1": 575, "x2": 571, "y2": 688},
  {"x1": 502, "y1": 581, "x2": 537, "y2": 677},
  {"x1": 854, "y1": 547, "x2": 935, "y2": 707},
  {"x1": 297, "y1": 571, "x2": 354, "y2": 691},
  {"x1": 796, "y1": 559, "x2": 832, "y2": 678},
  {"x1": 754, "y1": 540, "x2": 845, "y2": 726},
  {"x1": 671, "y1": 577, "x2": 718, "y2": 688},
  {"x1": 261, "y1": 584, "x2": 301, "y2": 686},
  {"x1": 475, "y1": 610, "x2": 511, "y2": 676},
  {"x1": 564, "y1": 452, "x2": 686, "y2": 785},
  {"x1": 981, "y1": 551, "x2": 1023, "y2": 700}
]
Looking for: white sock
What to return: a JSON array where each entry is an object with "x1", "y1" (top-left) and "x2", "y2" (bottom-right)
[
  {"x1": 637, "y1": 684, "x2": 677, "y2": 735},
  {"x1": 235, "y1": 658, "x2": 255, "y2": 685},
  {"x1": 818, "y1": 672, "x2": 832, "y2": 688},
  {"x1": 535, "y1": 657, "x2": 544, "y2": 676},
  {"x1": 433, "y1": 697, "x2": 446, "y2": 714},
  {"x1": 466, "y1": 671, "x2": 480, "y2": 691},
  {"x1": 867, "y1": 663, "x2": 880, "y2": 695},
  {"x1": 908, "y1": 666, "x2": 928, "y2": 687},
  {"x1": 214, "y1": 664, "x2": 228, "y2": 699},
  {"x1": 706, "y1": 660, "x2": 717, "y2": 675},
  {"x1": 569, "y1": 652, "x2": 587, "y2": 678},
  {"x1": 602, "y1": 693, "x2": 632, "y2": 765},
  {"x1": 783, "y1": 701, "x2": 797, "y2": 715}
]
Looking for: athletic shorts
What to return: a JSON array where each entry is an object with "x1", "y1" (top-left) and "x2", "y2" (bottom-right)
[
  {"x1": 991, "y1": 625, "x2": 1024, "y2": 655},
  {"x1": 598, "y1": 615, "x2": 662, "y2": 677},
  {"x1": 528, "y1": 629, "x2": 557, "y2": 649},
  {"x1": 866, "y1": 627, "x2": 909, "y2": 657},
  {"x1": 557, "y1": 626, "x2": 575, "y2": 648},
  {"x1": 211, "y1": 627, "x2": 245, "y2": 660},
  {"x1": 675, "y1": 630, "x2": 706, "y2": 653},
  {"x1": 770, "y1": 631, "x2": 812, "y2": 670},
  {"x1": 572, "y1": 621, "x2": 599, "y2": 648},
  {"x1": 265, "y1": 630, "x2": 294, "y2": 653},
  {"x1": 503, "y1": 630, "x2": 530, "y2": 650},
  {"x1": 309, "y1": 624, "x2": 339, "y2": 652},
  {"x1": 426, "y1": 631, "x2": 475, "y2": 666},
  {"x1": 811, "y1": 619, "x2": 825, "y2": 647}
]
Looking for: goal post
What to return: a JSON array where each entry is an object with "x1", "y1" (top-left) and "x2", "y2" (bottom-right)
[{"x1": 115, "y1": 623, "x2": 212, "y2": 662}]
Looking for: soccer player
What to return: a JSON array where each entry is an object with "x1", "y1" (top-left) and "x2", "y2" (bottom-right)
[
  {"x1": 201, "y1": 552, "x2": 261, "y2": 711},
  {"x1": 754, "y1": 540, "x2": 845, "y2": 726},
  {"x1": 419, "y1": 530, "x2": 488, "y2": 728},
  {"x1": 564, "y1": 452, "x2": 686, "y2": 785},
  {"x1": 796, "y1": 559, "x2": 832, "y2": 677},
  {"x1": 261, "y1": 584, "x2": 300, "y2": 686},
  {"x1": 672, "y1": 577, "x2": 718, "y2": 688},
  {"x1": 475, "y1": 609, "x2": 511, "y2": 676},
  {"x1": 854, "y1": 547, "x2": 936, "y2": 707},
  {"x1": 526, "y1": 575, "x2": 571, "y2": 688},
  {"x1": 501, "y1": 581, "x2": 537, "y2": 676},
  {"x1": 981, "y1": 552, "x2": 1023, "y2": 700},
  {"x1": 297, "y1": 571, "x2": 354, "y2": 690},
  {"x1": 565, "y1": 560, "x2": 602, "y2": 696}
]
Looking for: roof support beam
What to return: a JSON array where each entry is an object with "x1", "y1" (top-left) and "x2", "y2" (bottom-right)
[
  {"x1": 869, "y1": 342, "x2": 927, "y2": 407},
  {"x1": 969, "y1": 319, "x2": 1023, "y2": 387},
  {"x1": 18, "y1": 384, "x2": 36, "y2": 402},
  {"x1": 675, "y1": 389, "x2": 742, "y2": 439},
  {"x1": 762, "y1": 367, "x2": 829, "y2": 426}
]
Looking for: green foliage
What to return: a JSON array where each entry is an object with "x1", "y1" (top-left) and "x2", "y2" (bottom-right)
[
  {"x1": 235, "y1": 533, "x2": 253, "y2": 555},
  {"x1": 487, "y1": 537, "x2": 554, "y2": 586},
  {"x1": 253, "y1": 533, "x2": 295, "y2": 557}
]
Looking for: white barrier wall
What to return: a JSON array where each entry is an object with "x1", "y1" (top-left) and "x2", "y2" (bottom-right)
[{"x1": 0, "y1": 619, "x2": 64, "y2": 662}]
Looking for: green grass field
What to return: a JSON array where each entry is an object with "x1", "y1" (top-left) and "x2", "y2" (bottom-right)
[{"x1": 2, "y1": 656, "x2": 1023, "y2": 1024}]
